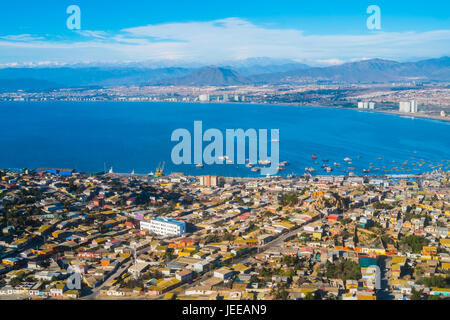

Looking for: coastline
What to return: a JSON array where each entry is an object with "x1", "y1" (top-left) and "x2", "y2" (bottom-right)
[{"x1": 3, "y1": 99, "x2": 448, "y2": 123}]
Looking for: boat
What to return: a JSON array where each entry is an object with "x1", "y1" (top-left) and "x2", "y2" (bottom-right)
[
  {"x1": 258, "y1": 160, "x2": 271, "y2": 165},
  {"x1": 218, "y1": 156, "x2": 229, "y2": 161},
  {"x1": 324, "y1": 166, "x2": 333, "y2": 172},
  {"x1": 280, "y1": 161, "x2": 289, "y2": 166},
  {"x1": 251, "y1": 167, "x2": 261, "y2": 172},
  {"x1": 312, "y1": 155, "x2": 318, "y2": 160},
  {"x1": 305, "y1": 167, "x2": 316, "y2": 173},
  {"x1": 246, "y1": 163, "x2": 255, "y2": 168},
  {"x1": 271, "y1": 139, "x2": 280, "y2": 143},
  {"x1": 196, "y1": 164, "x2": 204, "y2": 168},
  {"x1": 277, "y1": 167, "x2": 286, "y2": 171},
  {"x1": 344, "y1": 157, "x2": 352, "y2": 162}
]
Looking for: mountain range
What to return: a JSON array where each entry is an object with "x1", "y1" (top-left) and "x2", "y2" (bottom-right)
[{"x1": 0, "y1": 57, "x2": 448, "y2": 91}]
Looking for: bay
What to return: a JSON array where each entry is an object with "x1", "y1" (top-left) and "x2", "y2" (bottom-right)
[{"x1": 0, "y1": 101, "x2": 449, "y2": 177}]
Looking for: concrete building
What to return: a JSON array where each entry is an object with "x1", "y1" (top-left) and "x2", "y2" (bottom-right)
[
  {"x1": 140, "y1": 218, "x2": 186, "y2": 237},
  {"x1": 399, "y1": 100, "x2": 418, "y2": 113},
  {"x1": 358, "y1": 102, "x2": 374, "y2": 110},
  {"x1": 199, "y1": 175, "x2": 218, "y2": 187},
  {"x1": 198, "y1": 94, "x2": 210, "y2": 102}
]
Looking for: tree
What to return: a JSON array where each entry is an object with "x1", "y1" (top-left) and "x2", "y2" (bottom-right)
[
  {"x1": 418, "y1": 275, "x2": 450, "y2": 288},
  {"x1": 279, "y1": 192, "x2": 299, "y2": 207},
  {"x1": 399, "y1": 235, "x2": 429, "y2": 254},
  {"x1": 411, "y1": 288, "x2": 425, "y2": 300},
  {"x1": 275, "y1": 290, "x2": 289, "y2": 300},
  {"x1": 325, "y1": 259, "x2": 362, "y2": 281},
  {"x1": 304, "y1": 292, "x2": 320, "y2": 300}
]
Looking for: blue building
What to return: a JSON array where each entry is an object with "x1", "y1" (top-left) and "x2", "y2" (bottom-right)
[{"x1": 35, "y1": 168, "x2": 75, "y2": 176}]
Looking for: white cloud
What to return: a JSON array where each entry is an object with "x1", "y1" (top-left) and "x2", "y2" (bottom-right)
[{"x1": 0, "y1": 18, "x2": 449, "y2": 65}]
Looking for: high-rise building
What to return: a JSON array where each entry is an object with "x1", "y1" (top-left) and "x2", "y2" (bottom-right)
[
  {"x1": 399, "y1": 101, "x2": 411, "y2": 113},
  {"x1": 199, "y1": 94, "x2": 210, "y2": 102},
  {"x1": 358, "y1": 102, "x2": 373, "y2": 109},
  {"x1": 399, "y1": 100, "x2": 418, "y2": 113},
  {"x1": 199, "y1": 175, "x2": 218, "y2": 187},
  {"x1": 410, "y1": 100, "x2": 418, "y2": 113}
]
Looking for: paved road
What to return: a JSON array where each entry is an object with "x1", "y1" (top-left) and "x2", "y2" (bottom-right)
[
  {"x1": 81, "y1": 246, "x2": 152, "y2": 300},
  {"x1": 176, "y1": 215, "x2": 320, "y2": 293},
  {"x1": 82, "y1": 212, "x2": 319, "y2": 299}
]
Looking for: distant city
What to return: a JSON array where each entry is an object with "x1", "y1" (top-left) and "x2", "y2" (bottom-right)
[{"x1": 1, "y1": 58, "x2": 449, "y2": 122}]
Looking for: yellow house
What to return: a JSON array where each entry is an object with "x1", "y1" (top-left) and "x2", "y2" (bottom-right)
[
  {"x1": 440, "y1": 239, "x2": 450, "y2": 247},
  {"x1": 422, "y1": 246, "x2": 437, "y2": 256},
  {"x1": 441, "y1": 263, "x2": 450, "y2": 271},
  {"x1": 313, "y1": 232, "x2": 322, "y2": 240}
]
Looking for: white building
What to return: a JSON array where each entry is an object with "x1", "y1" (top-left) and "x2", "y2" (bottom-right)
[
  {"x1": 410, "y1": 100, "x2": 418, "y2": 113},
  {"x1": 199, "y1": 94, "x2": 210, "y2": 102},
  {"x1": 358, "y1": 102, "x2": 374, "y2": 109},
  {"x1": 399, "y1": 100, "x2": 418, "y2": 113},
  {"x1": 399, "y1": 101, "x2": 410, "y2": 113},
  {"x1": 140, "y1": 218, "x2": 186, "y2": 237}
]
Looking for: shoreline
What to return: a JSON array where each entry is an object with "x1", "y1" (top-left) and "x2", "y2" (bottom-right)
[
  {"x1": 3, "y1": 99, "x2": 449, "y2": 123},
  {"x1": 2, "y1": 167, "x2": 447, "y2": 180}
]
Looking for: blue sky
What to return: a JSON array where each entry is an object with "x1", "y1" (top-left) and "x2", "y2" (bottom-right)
[{"x1": 0, "y1": 0, "x2": 449, "y2": 66}]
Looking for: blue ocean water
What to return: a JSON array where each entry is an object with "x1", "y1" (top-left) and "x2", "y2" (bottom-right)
[{"x1": 0, "y1": 101, "x2": 449, "y2": 177}]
